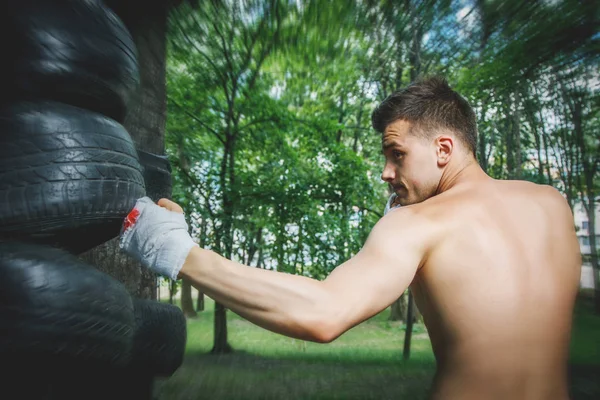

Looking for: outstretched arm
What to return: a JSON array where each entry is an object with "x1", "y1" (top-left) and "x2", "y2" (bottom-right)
[{"x1": 120, "y1": 198, "x2": 427, "y2": 343}]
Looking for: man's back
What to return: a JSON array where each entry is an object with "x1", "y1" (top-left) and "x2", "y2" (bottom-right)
[{"x1": 409, "y1": 179, "x2": 582, "y2": 400}]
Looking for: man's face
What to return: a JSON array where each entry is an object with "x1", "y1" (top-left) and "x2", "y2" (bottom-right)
[{"x1": 381, "y1": 120, "x2": 443, "y2": 206}]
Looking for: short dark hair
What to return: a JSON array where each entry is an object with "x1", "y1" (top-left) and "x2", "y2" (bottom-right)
[{"x1": 371, "y1": 76, "x2": 477, "y2": 155}]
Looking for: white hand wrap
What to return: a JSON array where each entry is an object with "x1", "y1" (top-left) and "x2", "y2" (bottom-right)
[
  {"x1": 119, "y1": 197, "x2": 198, "y2": 280},
  {"x1": 384, "y1": 193, "x2": 401, "y2": 215}
]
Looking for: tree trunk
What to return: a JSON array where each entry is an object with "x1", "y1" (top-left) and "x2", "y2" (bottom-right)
[
  {"x1": 496, "y1": 127, "x2": 506, "y2": 179},
  {"x1": 564, "y1": 125, "x2": 576, "y2": 207},
  {"x1": 168, "y1": 279, "x2": 175, "y2": 304},
  {"x1": 394, "y1": 41, "x2": 404, "y2": 90},
  {"x1": 408, "y1": 7, "x2": 422, "y2": 82},
  {"x1": 540, "y1": 113, "x2": 553, "y2": 185},
  {"x1": 196, "y1": 291, "x2": 205, "y2": 312},
  {"x1": 181, "y1": 279, "x2": 197, "y2": 318},
  {"x1": 246, "y1": 227, "x2": 263, "y2": 266},
  {"x1": 512, "y1": 91, "x2": 522, "y2": 179},
  {"x1": 257, "y1": 246, "x2": 265, "y2": 269},
  {"x1": 585, "y1": 191, "x2": 599, "y2": 314},
  {"x1": 212, "y1": 302, "x2": 233, "y2": 353},
  {"x1": 389, "y1": 295, "x2": 407, "y2": 321},
  {"x1": 412, "y1": 296, "x2": 422, "y2": 323},
  {"x1": 403, "y1": 290, "x2": 415, "y2": 360},
  {"x1": 478, "y1": 99, "x2": 489, "y2": 172},
  {"x1": 532, "y1": 85, "x2": 554, "y2": 185},
  {"x1": 336, "y1": 93, "x2": 344, "y2": 143},
  {"x1": 505, "y1": 93, "x2": 515, "y2": 179},
  {"x1": 340, "y1": 202, "x2": 350, "y2": 262},
  {"x1": 211, "y1": 134, "x2": 234, "y2": 354},
  {"x1": 196, "y1": 213, "x2": 208, "y2": 312},
  {"x1": 352, "y1": 84, "x2": 367, "y2": 154},
  {"x1": 293, "y1": 225, "x2": 303, "y2": 272},
  {"x1": 274, "y1": 205, "x2": 286, "y2": 272},
  {"x1": 78, "y1": 2, "x2": 169, "y2": 300},
  {"x1": 527, "y1": 101, "x2": 545, "y2": 183}
]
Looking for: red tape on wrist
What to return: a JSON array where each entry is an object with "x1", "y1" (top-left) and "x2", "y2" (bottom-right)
[{"x1": 123, "y1": 208, "x2": 140, "y2": 231}]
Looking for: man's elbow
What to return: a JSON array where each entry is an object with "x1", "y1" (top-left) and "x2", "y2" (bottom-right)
[
  {"x1": 297, "y1": 286, "x2": 349, "y2": 343},
  {"x1": 304, "y1": 311, "x2": 345, "y2": 344},
  {"x1": 312, "y1": 327, "x2": 341, "y2": 344}
]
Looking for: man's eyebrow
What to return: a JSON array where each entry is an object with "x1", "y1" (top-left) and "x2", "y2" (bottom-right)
[{"x1": 382, "y1": 141, "x2": 403, "y2": 150}]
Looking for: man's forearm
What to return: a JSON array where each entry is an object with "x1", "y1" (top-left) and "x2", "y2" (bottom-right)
[{"x1": 179, "y1": 246, "x2": 338, "y2": 343}]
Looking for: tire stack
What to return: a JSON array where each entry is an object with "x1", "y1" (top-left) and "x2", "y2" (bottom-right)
[{"x1": 0, "y1": 1, "x2": 186, "y2": 399}]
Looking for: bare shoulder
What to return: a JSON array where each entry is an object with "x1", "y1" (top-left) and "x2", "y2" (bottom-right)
[
  {"x1": 502, "y1": 180, "x2": 572, "y2": 218},
  {"x1": 537, "y1": 183, "x2": 570, "y2": 204},
  {"x1": 497, "y1": 179, "x2": 559, "y2": 197},
  {"x1": 379, "y1": 202, "x2": 441, "y2": 232},
  {"x1": 538, "y1": 184, "x2": 574, "y2": 224},
  {"x1": 367, "y1": 204, "x2": 441, "y2": 264},
  {"x1": 520, "y1": 181, "x2": 570, "y2": 208}
]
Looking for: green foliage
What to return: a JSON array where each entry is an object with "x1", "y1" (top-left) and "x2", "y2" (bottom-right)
[{"x1": 166, "y1": 0, "x2": 387, "y2": 279}]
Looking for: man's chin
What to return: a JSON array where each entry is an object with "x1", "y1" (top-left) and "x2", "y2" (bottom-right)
[
  {"x1": 396, "y1": 195, "x2": 425, "y2": 206},
  {"x1": 393, "y1": 194, "x2": 407, "y2": 206}
]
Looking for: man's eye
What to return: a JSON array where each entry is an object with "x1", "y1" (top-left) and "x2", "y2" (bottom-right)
[{"x1": 393, "y1": 150, "x2": 403, "y2": 159}]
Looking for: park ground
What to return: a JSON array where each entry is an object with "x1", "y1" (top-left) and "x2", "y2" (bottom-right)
[{"x1": 155, "y1": 291, "x2": 600, "y2": 400}]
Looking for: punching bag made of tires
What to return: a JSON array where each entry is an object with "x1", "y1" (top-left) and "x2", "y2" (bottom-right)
[
  {"x1": 0, "y1": 0, "x2": 140, "y2": 122},
  {"x1": 130, "y1": 299, "x2": 187, "y2": 377},
  {"x1": 0, "y1": 101, "x2": 146, "y2": 254},
  {"x1": 0, "y1": 241, "x2": 135, "y2": 367},
  {"x1": 137, "y1": 150, "x2": 173, "y2": 202}
]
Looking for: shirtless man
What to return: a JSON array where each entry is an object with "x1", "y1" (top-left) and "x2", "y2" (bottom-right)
[{"x1": 119, "y1": 77, "x2": 582, "y2": 399}]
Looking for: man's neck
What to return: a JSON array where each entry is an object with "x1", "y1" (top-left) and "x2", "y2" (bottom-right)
[{"x1": 435, "y1": 156, "x2": 489, "y2": 195}]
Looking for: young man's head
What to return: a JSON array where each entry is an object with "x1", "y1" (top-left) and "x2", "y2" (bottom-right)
[{"x1": 372, "y1": 76, "x2": 478, "y2": 206}]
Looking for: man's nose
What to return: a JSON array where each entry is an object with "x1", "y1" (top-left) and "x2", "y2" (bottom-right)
[{"x1": 381, "y1": 162, "x2": 395, "y2": 183}]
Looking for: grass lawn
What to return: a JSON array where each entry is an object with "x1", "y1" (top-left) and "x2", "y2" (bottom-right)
[
  {"x1": 567, "y1": 293, "x2": 600, "y2": 400},
  {"x1": 154, "y1": 294, "x2": 600, "y2": 400}
]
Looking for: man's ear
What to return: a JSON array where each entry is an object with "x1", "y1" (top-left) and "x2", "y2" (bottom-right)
[{"x1": 435, "y1": 134, "x2": 453, "y2": 167}]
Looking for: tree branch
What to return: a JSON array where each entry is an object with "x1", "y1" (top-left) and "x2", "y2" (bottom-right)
[
  {"x1": 172, "y1": 159, "x2": 218, "y2": 221},
  {"x1": 238, "y1": 117, "x2": 280, "y2": 132},
  {"x1": 168, "y1": 97, "x2": 226, "y2": 145},
  {"x1": 173, "y1": 11, "x2": 228, "y2": 85}
]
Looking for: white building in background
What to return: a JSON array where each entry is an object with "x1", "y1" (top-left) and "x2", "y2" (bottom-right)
[{"x1": 573, "y1": 197, "x2": 600, "y2": 289}]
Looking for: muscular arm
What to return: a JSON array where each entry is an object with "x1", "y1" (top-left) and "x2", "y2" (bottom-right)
[{"x1": 179, "y1": 207, "x2": 427, "y2": 343}]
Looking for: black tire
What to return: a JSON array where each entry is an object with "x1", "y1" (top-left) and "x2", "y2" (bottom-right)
[
  {"x1": 38, "y1": 365, "x2": 155, "y2": 400},
  {"x1": 131, "y1": 299, "x2": 187, "y2": 377},
  {"x1": 138, "y1": 150, "x2": 173, "y2": 201},
  {"x1": 0, "y1": 241, "x2": 135, "y2": 366},
  {"x1": 0, "y1": 101, "x2": 146, "y2": 254},
  {"x1": 0, "y1": 0, "x2": 139, "y2": 122}
]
